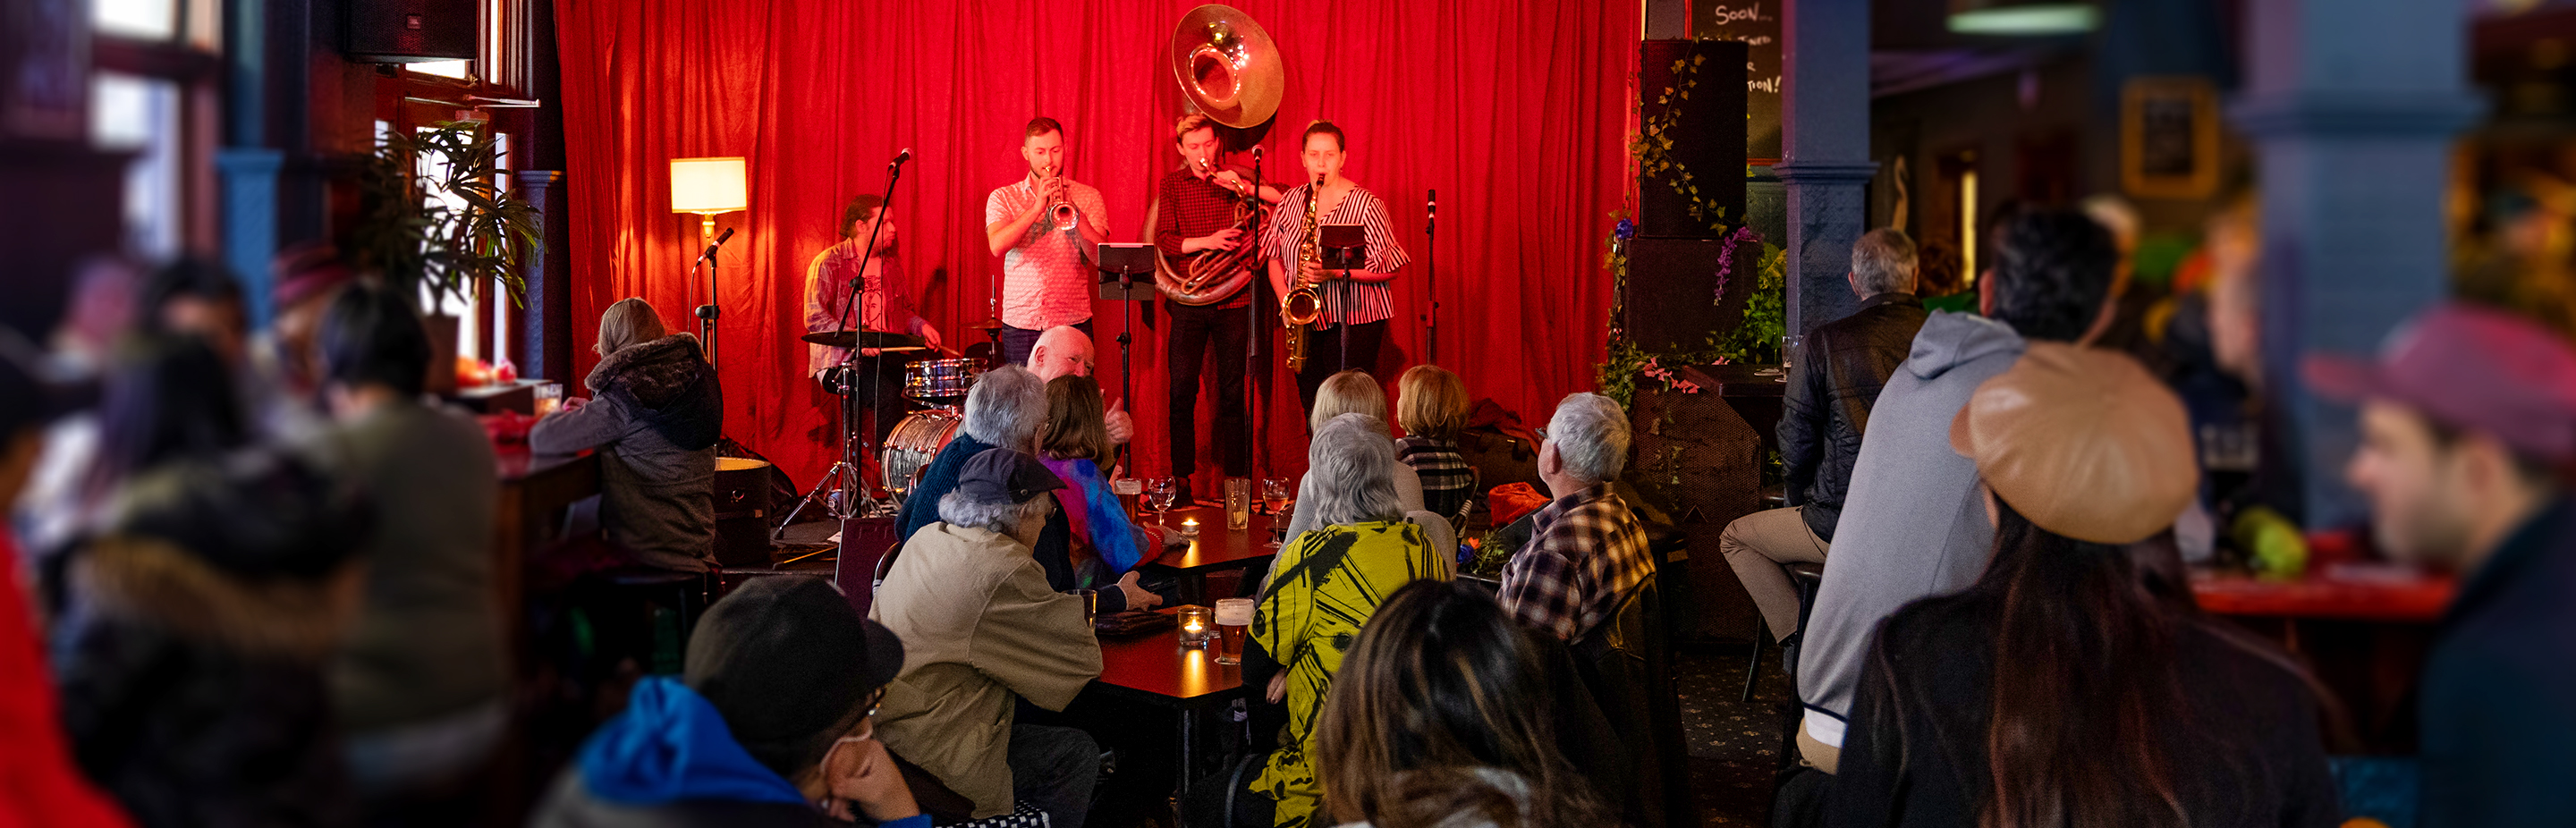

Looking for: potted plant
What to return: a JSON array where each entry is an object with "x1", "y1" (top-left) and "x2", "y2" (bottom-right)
[{"x1": 349, "y1": 118, "x2": 541, "y2": 393}]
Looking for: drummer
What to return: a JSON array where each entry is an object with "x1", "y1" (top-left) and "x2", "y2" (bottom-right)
[{"x1": 807, "y1": 193, "x2": 945, "y2": 447}]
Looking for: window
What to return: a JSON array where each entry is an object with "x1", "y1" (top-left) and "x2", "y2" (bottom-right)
[
  {"x1": 89, "y1": 0, "x2": 219, "y2": 260},
  {"x1": 400, "y1": 0, "x2": 530, "y2": 94},
  {"x1": 91, "y1": 72, "x2": 182, "y2": 260}
]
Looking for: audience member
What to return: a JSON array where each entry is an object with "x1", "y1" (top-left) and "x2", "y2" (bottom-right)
[
  {"x1": 1028, "y1": 325, "x2": 1132, "y2": 445},
  {"x1": 532, "y1": 576, "x2": 928, "y2": 828},
  {"x1": 1496, "y1": 393, "x2": 1652, "y2": 643},
  {"x1": 873, "y1": 449, "x2": 1103, "y2": 828},
  {"x1": 251, "y1": 243, "x2": 359, "y2": 441},
  {"x1": 1831, "y1": 343, "x2": 2337, "y2": 828},
  {"x1": 896, "y1": 366, "x2": 1154, "y2": 613},
  {"x1": 1795, "y1": 207, "x2": 2120, "y2": 773},
  {"x1": 530, "y1": 297, "x2": 724, "y2": 572},
  {"x1": 1317, "y1": 579, "x2": 1612, "y2": 828},
  {"x1": 1277, "y1": 370, "x2": 1452, "y2": 558},
  {"x1": 1038, "y1": 375, "x2": 1165, "y2": 608},
  {"x1": 1199, "y1": 414, "x2": 1450, "y2": 828},
  {"x1": 2310, "y1": 304, "x2": 2576, "y2": 828},
  {"x1": 1722, "y1": 227, "x2": 1927, "y2": 644},
  {"x1": 15, "y1": 257, "x2": 140, "y2": 574},
  {"x1": 55, "y1": 336, "x2": 367, "y2": 828},
  {"x1": 306, "y1": 284, "x2": 508, "y2": 798},
  {"x1": 132, "y1": 257, "x2": 249, "y2": 368},
  {"x1": 1394, "y1": 364, "x2": 1476, "y2": 520},
  {"x1": 0, "y1": 350, "x2": 132, "y2": 827}
]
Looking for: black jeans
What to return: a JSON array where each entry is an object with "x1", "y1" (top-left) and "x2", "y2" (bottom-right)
[
  {"x1": 1294, "y1": 318, "x2": 1388, "y2": 416},
  {"x1": 1009, "y1": 722, "x2": 1100, "y2": 828},
  {"x1": 825, "y1": 355, "x2": 910, "y2": 450},
  {"x1": 1165, "y1": 298, "x2": 1253, "y2": 477}
]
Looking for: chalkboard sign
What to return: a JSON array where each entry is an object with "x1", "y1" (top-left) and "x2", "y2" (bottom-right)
[{"x1": 1694, "y1": 0, "x2": 1781, "y2": 162}]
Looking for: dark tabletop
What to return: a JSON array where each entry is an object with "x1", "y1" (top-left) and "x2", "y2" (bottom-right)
[
  {"x1": 1090, "y1": 607, "x2": 1245, "y2": 709},
  {"x1": 1143, "y1": 505, "x2": 1279, "y2": 575}
]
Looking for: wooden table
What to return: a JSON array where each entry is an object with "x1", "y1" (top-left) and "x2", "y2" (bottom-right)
[
  {"x1": 492, "y1": 445, "x2": 599, "y2": 670},
  {"x1": 1141, "y1": 505, "x2": 1279, "y2": 604},
  {"x1": 2190, "y1": 565, "x2": 2459, "y2": 751},
  {"x1": 1089, "y1": 607, "x2": 1246, "y2": 801}
]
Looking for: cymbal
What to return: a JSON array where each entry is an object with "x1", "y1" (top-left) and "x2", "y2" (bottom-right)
[
  {"x1": 966, "y1": 316, "x2": 1007, "y2": 332},
  {"x1": 1171, "y1": 5, "x2": 1284, "y2": 130},
  {"x1": 801, "y1": 329, "x2": 926, "y2": 350}
]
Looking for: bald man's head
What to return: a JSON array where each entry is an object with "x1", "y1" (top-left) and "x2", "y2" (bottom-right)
[{"x1": 1028, "y1": 325, "x2": 1096, "y2": 381}]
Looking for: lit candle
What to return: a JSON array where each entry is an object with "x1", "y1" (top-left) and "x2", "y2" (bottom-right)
[{"x1": 1180, "y1": 517, "x2": 1201, "y2": 537}]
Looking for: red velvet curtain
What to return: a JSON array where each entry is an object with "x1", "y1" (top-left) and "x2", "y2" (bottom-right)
[{"x1": 554, "y1": 0, "x2": 1637, "y2": 493}]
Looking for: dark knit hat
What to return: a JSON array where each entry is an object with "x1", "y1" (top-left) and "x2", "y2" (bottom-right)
[
  {"x1": 956, "y1": 447, "x2": 1066, "y2": 506},
  {"x1": 683, "y1": 576, "x2": 905, "y2": 779}
]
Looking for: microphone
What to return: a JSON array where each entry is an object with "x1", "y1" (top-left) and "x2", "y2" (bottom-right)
[
  {"x1": 1428, "y1": 189, "x2": 1437, "y2": 221},
  {"x1": 696, "y1": 226, "x2": 735, "y2": 266},
  {"x1": 1250, "y1": 146, "x2": 1263, "y2": 163},
  {"x1": 889, "y1": 148, "x2": 912, "y2": 172}
]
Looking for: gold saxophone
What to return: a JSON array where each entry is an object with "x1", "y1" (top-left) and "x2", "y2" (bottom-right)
[{"x1": 1284, "y1": 175, "x2": 1325, "y2": 373}]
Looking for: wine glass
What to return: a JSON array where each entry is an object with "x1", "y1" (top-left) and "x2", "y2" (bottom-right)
[
  {"x1": 1145, "y1": 477, "x2": 1178, "y2": 526},
  {"x1": 1260, "y1": 477, "x2": 1292, "y2": 547}
]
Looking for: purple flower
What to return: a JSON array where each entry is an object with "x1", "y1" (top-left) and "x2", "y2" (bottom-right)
[{"x1": 1614, "y1": 218, "x2": 1636, "y2": 241}]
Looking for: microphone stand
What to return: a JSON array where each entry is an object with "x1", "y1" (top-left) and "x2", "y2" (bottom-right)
[
  {"x1": 1245, "y1": 148, "x2": 1265, "y2": 482},
  {"x1": 1425, "y1": 189, "x2": 1437, "y2": 364},
  {"x1": 776, "y1": 154, "x2": 908, "y2": 537}
]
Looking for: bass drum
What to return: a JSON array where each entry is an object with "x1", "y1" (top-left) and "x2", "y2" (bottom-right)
[{"x1": 880, "y1": 409, "x2": 962, "y2": 498}]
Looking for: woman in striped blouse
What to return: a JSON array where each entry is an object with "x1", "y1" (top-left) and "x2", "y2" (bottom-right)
[{"x1": 1264, "y1": 120, "x2": 1411, "y2": 414}]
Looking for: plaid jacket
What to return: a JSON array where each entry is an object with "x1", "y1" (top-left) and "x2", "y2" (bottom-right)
[{"x1": 1497, "y1": 483, "x2": 1654, "y2": 641}]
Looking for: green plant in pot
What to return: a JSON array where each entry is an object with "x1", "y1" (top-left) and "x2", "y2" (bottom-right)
[{"x1": 350, "y1": 119, "x2": 541, "y2": 393}]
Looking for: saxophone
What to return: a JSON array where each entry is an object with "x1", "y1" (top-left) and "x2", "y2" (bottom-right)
[{"x1": 1283, "y1": 174, "x2": 1325, "y2": 373}]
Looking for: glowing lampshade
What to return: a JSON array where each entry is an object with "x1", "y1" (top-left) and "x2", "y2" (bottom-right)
[{"x1": 669, "y1": 156, "x2": 748, "y2": 215}]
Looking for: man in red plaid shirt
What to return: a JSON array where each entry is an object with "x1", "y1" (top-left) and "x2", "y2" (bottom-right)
[{"x1": 1498, "y1": 392, "x2": 1655, "y2": 641}]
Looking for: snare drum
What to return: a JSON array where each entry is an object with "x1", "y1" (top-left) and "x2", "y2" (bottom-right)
[
  {"x1": 903, "y1": 358, "x2": 984, "y2": 402},
  {"x1": 880, "y1": 409, "x2": 962, "y2": 495}
]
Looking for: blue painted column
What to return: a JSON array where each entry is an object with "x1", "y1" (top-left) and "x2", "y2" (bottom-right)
[
  {"x1": 2229, "y1": 0, "x2": 2482, "y2": 527},
  {"x1": 216, "y1": 148, "x2": 283, "y2": 325},
  {"x1": 1773, "y1": 0, "x2": 1877, "y2": 339}
]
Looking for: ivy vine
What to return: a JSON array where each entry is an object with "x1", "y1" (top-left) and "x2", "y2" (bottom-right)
[{"x1": 1597, "y1": 53, "x2": 1789, "y2": 410}]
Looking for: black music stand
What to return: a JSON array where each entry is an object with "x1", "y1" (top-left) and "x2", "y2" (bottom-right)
[
  {"x1": 1097, "y1": 243, "x2": 1157, "y2": 411},
  {"x1": 1319, "y1": 224, "x2": 1366, "y2": 371}
]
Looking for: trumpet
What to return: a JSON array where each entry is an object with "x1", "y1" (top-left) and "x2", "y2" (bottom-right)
[{"x1": 1040, "y1": 165, "x2": 1078, "y2": 231}]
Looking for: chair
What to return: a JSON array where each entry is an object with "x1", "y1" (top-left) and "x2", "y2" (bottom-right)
[
  {"x1": 1572, "y1": 579, "x2": 1692, "y2": 828},
  {"x1": 1741, "y1": 561, "x2": 1825, "y2": 702}
]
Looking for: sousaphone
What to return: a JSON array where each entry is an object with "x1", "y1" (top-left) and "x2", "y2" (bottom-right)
[{"x1": 1155, "y1": 4, "x2": 1284, "y2": 305}]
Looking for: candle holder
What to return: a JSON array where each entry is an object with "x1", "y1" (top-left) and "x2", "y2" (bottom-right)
[{"x1": 1175, "y1": 604, "x2": 1216, "y2": 647}]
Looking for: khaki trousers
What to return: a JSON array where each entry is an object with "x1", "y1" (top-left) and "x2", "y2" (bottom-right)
[
  {"x1": 1796, "y1": 718, "x2": 1841, "y2": 774},
  {"x1": 1719, "y1": 505, "x2": 1829, "y2": 641}
]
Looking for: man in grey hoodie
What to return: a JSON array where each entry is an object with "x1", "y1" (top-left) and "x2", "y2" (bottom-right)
[{"x1": 1792, "y1": 208, "x2": 2121, "y2": 773}]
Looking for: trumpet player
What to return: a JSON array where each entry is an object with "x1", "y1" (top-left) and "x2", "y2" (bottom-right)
[
  {"x1": 985, "y1": 116, "x2": 1109, "y2": 364},
  {"x1": 1155, "y1": 114, "x2": 1277, "y2": 493},
  {"x1": 1263, "y1": 120, "x2": 1409, "y2": 413}
]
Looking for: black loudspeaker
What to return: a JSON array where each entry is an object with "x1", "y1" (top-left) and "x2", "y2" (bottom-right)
[
  {"x1": 712, "y1": 457, "x2": 776, "y2": 567},
  {"x1": 1636, "y1": 39, "x2": 1749, "y2": 240},
  {"x1": 347, "y1": 0, "x2": 476, "y2": 63},
  {"x1": 1623, "y1": 236, "x2": 1758, "y2": 353}
]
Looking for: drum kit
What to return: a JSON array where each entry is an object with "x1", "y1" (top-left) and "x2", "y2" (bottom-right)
[{"x1": 773, "y1": 319, "x2": 1004, "y2": 536}]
